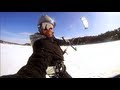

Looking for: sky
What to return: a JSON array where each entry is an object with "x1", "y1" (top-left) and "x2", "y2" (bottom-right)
[
  {"x1": 0, "y1": 12, "x2": 120, "y2": 44},
  {"x1": 1, "y1": 40, "x2": 120, "y2": 78}
]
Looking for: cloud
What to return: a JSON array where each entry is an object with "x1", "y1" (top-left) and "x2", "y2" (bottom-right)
[
  {"x1": 3, "y1": 37, "x2": 30, "y2": 44},
  {"x1": 1, "y1": 30, "x2": 33, "y2": 37},
  {"x1": 19, "y1": 32, "x2": 32, "y2": 36},
  {"x1": 1, "y1": 30, "x2": 31, "y2": 44},
  {"x1": 1, "y1": 30, "x2": 20, "y2": 37}
]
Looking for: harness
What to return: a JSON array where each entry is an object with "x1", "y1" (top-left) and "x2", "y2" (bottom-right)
[{"x1": 46, "y1": 61, "x2": 66, "y2": 78}]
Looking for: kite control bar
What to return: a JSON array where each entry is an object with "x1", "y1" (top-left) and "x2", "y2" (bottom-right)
[{"x1": 62, "y1": 37, "x2": 77, "y2": 51}]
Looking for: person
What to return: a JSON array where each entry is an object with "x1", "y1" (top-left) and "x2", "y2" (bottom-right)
[{"x1": 0, "y1": 15, "x2": 72, "y2": 78}]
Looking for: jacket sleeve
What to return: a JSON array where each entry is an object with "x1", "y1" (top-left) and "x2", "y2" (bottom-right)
[
  {"x1": 19, "y1": 39, "x2": 53, "y2": 78},
  {"x1": 29, "y1": 33, "x2": 46, "y2": 46},
  {"x1": 54, "y1": 38, "x2": 70, "y2": 46}
]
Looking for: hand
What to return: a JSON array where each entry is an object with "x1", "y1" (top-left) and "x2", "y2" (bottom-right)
[{"x1": 65, "y1": 39, "x2": 70, "y2": 43}]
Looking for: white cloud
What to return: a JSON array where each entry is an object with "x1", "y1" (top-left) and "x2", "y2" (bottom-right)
[
  {"x1": 1, "y1": 30, "x2": 19, "y2": 37},
  {"x1": 2, "y1": 36, "x2": 30, "y2": 44},
  {"x1": 1, "y1": 30, "x2": 31, "y2": 44},
  {"x1": 19, "y1": 32, "x2": 32, "y2": 36}
]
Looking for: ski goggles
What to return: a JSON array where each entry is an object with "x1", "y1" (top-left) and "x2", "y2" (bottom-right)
[{"x1": 38, "y1": 22, "x2": 54, "y2": 31}]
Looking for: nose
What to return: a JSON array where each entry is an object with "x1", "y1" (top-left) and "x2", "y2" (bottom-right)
[{"x1": 48, "y1": 28, "x2": 53, "y2": 32}]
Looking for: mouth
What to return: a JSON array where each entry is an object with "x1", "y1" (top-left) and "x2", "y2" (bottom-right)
[{"x1": 46, "y1": 30, "x2": 54, "y2": 37}]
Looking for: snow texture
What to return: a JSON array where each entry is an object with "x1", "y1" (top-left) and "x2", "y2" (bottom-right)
[{"x1": 0, "y1": 40, "x2": 120, "y2": 78}]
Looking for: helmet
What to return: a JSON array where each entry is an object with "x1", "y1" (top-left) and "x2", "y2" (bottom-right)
[{"x1": 38, "y1": 15, "x2": 56, "y2": 29}]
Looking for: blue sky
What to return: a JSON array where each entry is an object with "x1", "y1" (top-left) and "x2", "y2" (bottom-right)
[{"x1": 0, "y1": 12, "x2": 120, "y2": 44}]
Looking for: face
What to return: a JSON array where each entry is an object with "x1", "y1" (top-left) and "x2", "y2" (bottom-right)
[{"x1": 40, "y1": 22, "x2": 54, "y2": 38}]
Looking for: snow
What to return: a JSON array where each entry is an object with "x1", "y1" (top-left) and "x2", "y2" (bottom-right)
[{"x1": 0, "y1": 40, "x2": 120, "y2": 78}]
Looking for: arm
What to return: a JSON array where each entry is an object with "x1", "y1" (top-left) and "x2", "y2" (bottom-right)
[
  {"x1": 29, "y1": 33, "x2": 46, "y2": 46},
  {"x1": 54, "y1": 37, "x2": 77, "y2": 51},
  {"x1": 26, "y1": 33, "x2": 53, "y2": 78},
  {"x1": 54, "y1": 37, "x2": 71, "y2": 46}
]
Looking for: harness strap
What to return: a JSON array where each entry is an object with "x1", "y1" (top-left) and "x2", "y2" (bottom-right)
[{"x1": 46, "y1": 61, "x2": 66, "y2": 78}]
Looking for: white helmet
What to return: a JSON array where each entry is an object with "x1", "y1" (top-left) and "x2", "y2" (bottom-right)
[{"x1": 38, "y1": 15, "x2": 56, "y2": 31}]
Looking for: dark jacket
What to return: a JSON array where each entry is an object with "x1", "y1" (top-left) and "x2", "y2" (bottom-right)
[
  {"x1": 17, "y1": 33, "x2": 69, "y2": 78},
  {"x1": 0, "y1": 33, "x2": 71, "y2": 78}
]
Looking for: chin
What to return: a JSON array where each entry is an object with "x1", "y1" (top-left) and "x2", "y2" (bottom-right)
[{"x1": 47, "y1": 35, "x2": 53, "y2": 38}]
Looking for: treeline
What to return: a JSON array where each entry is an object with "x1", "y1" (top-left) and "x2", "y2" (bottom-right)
[
  {"x1": 68, "y1": 27, "x2": 120, "y2": 45},
  {"x1": 0, "y1": 40, "x2": 31, "y2": 46},
  {"x1": 1, "y1": 27, "x2": 120, "y2": 46},
  {"x1": 0, "y1": 40, "x2": 23, "y2": 45}
]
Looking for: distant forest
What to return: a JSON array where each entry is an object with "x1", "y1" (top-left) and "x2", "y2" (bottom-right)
[
  {"x1": 67, "y1": 27, "x2": 120, "y2": 45},
  {"x1": 0, "y1": 27, "x2": 120, "y2": 46}
]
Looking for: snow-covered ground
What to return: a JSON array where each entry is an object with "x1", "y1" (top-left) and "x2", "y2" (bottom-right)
[{"x1": 0, "y1": 40, "x2": 120, "y2": 78}]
